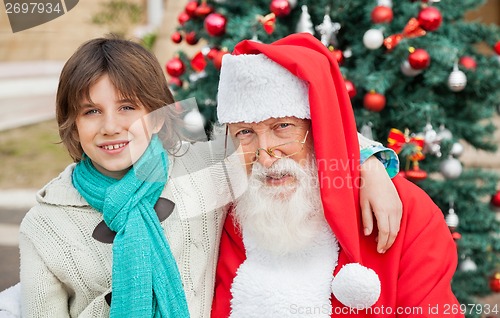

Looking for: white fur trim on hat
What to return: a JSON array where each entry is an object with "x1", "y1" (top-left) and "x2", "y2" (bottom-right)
[
  {"x1": 217, "y1": 54, "x2": 310, "y2": 124},
  {"x1": 331, "y1": 263, "x2": 381, "y2": 309}
]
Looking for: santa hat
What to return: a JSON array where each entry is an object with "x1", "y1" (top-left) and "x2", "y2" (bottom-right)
[{"x1": 217, "y1": 33, "x2": 380, "y2": 309}]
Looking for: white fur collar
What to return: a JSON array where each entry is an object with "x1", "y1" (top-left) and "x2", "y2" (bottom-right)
[{"x1": 230, "y1": 223, "x2": 339, "y2": 318}]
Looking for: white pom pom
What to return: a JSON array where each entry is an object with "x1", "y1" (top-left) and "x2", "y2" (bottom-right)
[{"x1": 331, "y1": 263, "x2": 381, "y2": 309}]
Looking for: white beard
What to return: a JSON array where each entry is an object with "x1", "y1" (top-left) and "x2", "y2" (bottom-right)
[{"x1": 233, "y1": 158, "x2": 325, "y2": 255}]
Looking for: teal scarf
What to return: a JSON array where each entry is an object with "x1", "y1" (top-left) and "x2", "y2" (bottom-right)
[{"x1": 73, "y1": 134, "x2": 189, "y2": 318}]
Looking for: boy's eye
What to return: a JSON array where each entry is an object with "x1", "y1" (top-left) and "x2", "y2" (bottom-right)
[
  {"x1": 83, "y1": 109, "x2": 99, "y2": 115},
  {"x1": 121, "y1": 105, "x2": 135, "y2": 111}
]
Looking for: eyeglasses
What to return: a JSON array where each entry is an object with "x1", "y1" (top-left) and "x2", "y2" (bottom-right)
[{"x1": 235, "y1": 130, "x2": 309, "y2": 165}]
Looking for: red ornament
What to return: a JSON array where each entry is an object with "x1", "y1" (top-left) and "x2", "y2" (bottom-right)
[
  {"x1": 405, "y1": 165, "x2": 428, "y2": 182},
  {"x1": 451, "y1": 231, "x2": 461, "y2": 241},
  {"x1": 491, "y1": 190, "x2": 500, "y2": 208},
  {"x1": 408, "y1": 48, "x2": 431, "y2": 70},
  {"x1": 178, "y1": 11, "x2": 190, "y2": 26},
  {"x1": 206, "y1": 48, "x2": 219, "y2": 60},
  {"x1": 417, "y1": 6, "x2": 442, "y2": 32},
  {"x1": 204, "y1": 13, "x2": 227, "y2": 37},
  {"x1": 459, "y1": 56, "x2": 477, "y2": 71},
  {"x1": 494, "y1": 41, "x2": 500, "y2": 55},
  {"x1": 185, "y1": 1, "x2": 198, "y2": 17},
  {"x1": 396, "y1": 171, "x2": 407, "y2": 179},
  {"x1": 371, "y1": 6, "x2": 393, "y2": 24},
  {"x1": 344, "y1": 80, "x2": 357, "y2": 98},
  {"x1": 171, "y1": 31, "x2": 182, "y2": 44},
  {"x1": 191, "y1": 51, "x2": 207, "y2": 72},
  {"x1": 490, "y1": 272, "x2": 500, "y2": 293},
  {"x1": 331, "y1": 49, "x2": 344, "y2": 65},
  {"x1": 194, "y1": 2, "x2": 213, "y2": 17},
  {"x1": 166, "y1": 57, "x2": 185, "y2": 77},
  {"x1": 168, "y1": 77, "x2": 183, "y2": 89},
  {"x1": 363, "y1": 91, "x2": 386, "y2": 112},
  {"x1": 185, "y1": 31, "x2": 199, "y2": 45},
  {"x1": 270, "y1": 0, "x2": 291, "y2": 17},
  {"x1": 213, "y1": 50, "x2": 229, "y2": 70}
]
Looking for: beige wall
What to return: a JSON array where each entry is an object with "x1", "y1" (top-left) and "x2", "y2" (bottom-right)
[{"x1": 0, "y1": 0, "x2": 109, "y2": 61}]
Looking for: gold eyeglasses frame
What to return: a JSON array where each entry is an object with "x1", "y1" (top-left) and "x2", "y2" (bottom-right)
[{"x1": 228, "y1": 129, "x2": 310, "y2": 166}]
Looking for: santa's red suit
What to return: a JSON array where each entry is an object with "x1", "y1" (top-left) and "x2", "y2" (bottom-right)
[{"x1": 211, "y1": 33, "x2": 462, "y2": 318}]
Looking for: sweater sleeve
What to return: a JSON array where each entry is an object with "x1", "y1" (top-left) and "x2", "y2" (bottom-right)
[
  {"x1": 358, "y1": 133, "x2": 399, "y2": 178},
  {"x1": 19, "y1": 219, "x2": 70, "y2": 318}
]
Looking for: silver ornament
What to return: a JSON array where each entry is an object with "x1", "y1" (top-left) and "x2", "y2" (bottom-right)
[
  {"x1": 437, "y1": 125, "x2": 453, "y2": 140},
  {"x1": 445, "y1": 207, "x2": 459, "y2": 229},
  {"x1": 343, "y1": 47, "x2": 353, "y2": 58},
  {"x1": 363, "y1": 29, "x2": 384, "y2": 50},
  {"x1": 360, "y1": 123, "x2": 374, "y2": 140},
  {"x1": 450, "y1": 142, "x2": 464, "y2": 157},
  {"x1": 459, "y1": 257, "x2": 478, "y2": 272},
  {"x1": 400, "y1": 60, "x2": 422, "y2": 77},
  {"x1": 189, "y1": 70, "x2": 207, "y2": 83},
  {"x1": 448, "y1": 63, "x2": 467, "y2": 92},
  {"x1": 201, "y1": 46, "x2": 211, "y2": 56},
  {"x1": 440, "y1": 157, "x2": 463, "y2": 179},
  {"x1": 377, "y1": 0, "x2": 393, "y2": 8},
  {"x1": 296, "y1": 5, "x2": 314, "y2": 34},
  {"x1": 422, "y1": 123, "x2": 442, "y2": 157}
]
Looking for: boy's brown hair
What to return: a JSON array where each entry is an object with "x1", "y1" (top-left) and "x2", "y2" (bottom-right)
[{"x1": 56, "y1": 35, "x2": 178, "y2": 162}]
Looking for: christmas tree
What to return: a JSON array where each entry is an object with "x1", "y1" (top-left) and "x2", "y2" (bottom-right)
[{"x1": 165, "y1": 0, "x2": 500, "y2": 315}]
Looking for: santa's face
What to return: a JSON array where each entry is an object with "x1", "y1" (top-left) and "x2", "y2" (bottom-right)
[
  {"x1": 228, "y1": 117, "x2": 314, "y2": 188},
  {"x1": 233, "y1": 156, "x2": 325, "y2": 255}
]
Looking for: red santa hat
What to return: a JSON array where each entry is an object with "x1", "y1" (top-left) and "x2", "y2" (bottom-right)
[{"x1": 217, "y1": 33, "x2": 380, "y2": 309}]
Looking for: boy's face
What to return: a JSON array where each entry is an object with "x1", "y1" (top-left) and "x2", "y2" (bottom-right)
[{"x1": 75, "y1": 74, "x2": 151, "y2": 179}]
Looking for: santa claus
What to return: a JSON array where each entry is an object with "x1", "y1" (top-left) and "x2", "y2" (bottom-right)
[{"x1": 211, "y1": 33, "x2": 462, "y2": 317}]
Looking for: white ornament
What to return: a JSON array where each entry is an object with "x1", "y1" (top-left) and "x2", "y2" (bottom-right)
[
  {"x1": 450, "y1": 142, "x2": 464, "y2": 157},
  {"x1": 343, "y1": 47, "x2": 353, "y2": 58},
  {"x1": 448, "y1": 63, "x2": 467, "y2": 92},
  {"x1": 437, "y1": 124, "x2": 453, "y2": 140},
  {"x1": 251, "y1": 33, "x2": 261, "y2": 43},
  {"x1": 201, "y1": 46, "x2": 211, "y2": 56},
  {"x1": 189, "y1": 70, "x2": 207, "y2": 83},
  {"x1": 183, "y1": 110, "x2": 206, "y2": 133},
  {"x1": 377, "y1": 0, "x2": 393, "y2": 8},
  {"x1": 296, "y1": 5, "x2": 314, "y2": 34},
  {"x1": 459, "y1": 257, "x2": 478, "y2": 272},
  {"x1": 445, "y1": 207, "x2": 459, "y2": 229},
  {"x1": 315, "y1": 10, "x2": 341, "y2": 47},
  {"x1": 360, "y1": 122, "x2": 374, "y2": 140},
  {"x1": 422, "y1": 122, "x2": 442, "y2": 157},
  {"x1": 363, "y1": 29, "x2": 384, "y2": 50},
  {"x1": 440, "y1": 157, "x2": 463, "y2": 179},
  {"x1": 400, "y1": 60, "x2": 422, "y2": 77}
]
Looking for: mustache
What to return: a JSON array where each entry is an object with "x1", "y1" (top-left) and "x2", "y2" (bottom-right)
[{"x1": 250, "y1": 158, "x2": 309, "y2": 181}]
